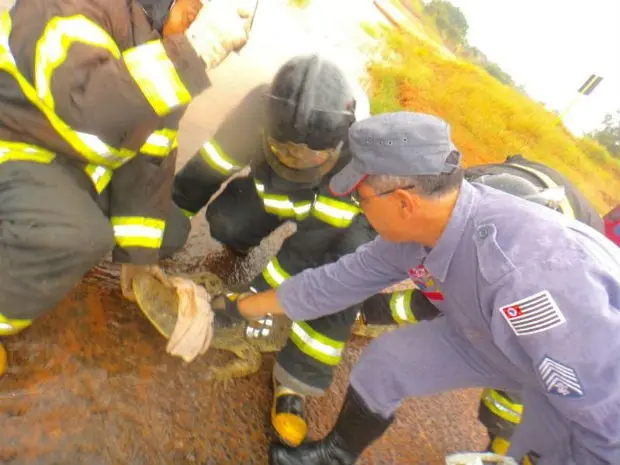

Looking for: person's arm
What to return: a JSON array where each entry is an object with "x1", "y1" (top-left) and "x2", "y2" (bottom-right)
[
  {"x1": 173, "y1": 137, "x2": 247, "y2": 218},
  {"x1": 236, "y1": 237, "x2": 414, "y2": 321},
  {"x1": 490, "y1": 251, "x2": 620, "y2": 464},
  {"x1": 249, "y1": 210, "x2": 361, "y2": 292}
]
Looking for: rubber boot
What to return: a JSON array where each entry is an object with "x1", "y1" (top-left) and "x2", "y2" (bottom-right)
[
  {"x1": 271, "y1": 374, "x2": 308, "y2": 447},
  {"x1": 270, "y1": 386, "x2": 394, "y2": 465},
  {"x1": 486, "y1": 433, "x2": 511, "y2": 455},
  {"x1": 0, "y1": 341, "x2": 7, "y2": 377}
]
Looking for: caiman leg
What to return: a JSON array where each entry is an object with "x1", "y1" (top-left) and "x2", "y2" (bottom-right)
[{"x1": 208, "y1": 342, "x2": 263, "y2": 383}]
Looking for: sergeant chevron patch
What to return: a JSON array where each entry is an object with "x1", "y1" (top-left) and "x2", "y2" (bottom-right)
[
  {"x1": 499, "y1": 290, "x2": 566, "y2": 336},
  {"x1": 537, "y1": 355, "x2": 584, "y2": 398}
]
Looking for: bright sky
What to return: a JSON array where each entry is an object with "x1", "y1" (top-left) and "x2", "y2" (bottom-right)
[{"x1": 446, "y1": 0, "x2": 620, "y2": 136}]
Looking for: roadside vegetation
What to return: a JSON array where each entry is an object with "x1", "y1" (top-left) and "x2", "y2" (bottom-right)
[{"x1": 366, "y1": 1, "x2": 619, "y2": 212}]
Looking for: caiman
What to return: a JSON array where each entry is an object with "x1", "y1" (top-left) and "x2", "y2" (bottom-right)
[{"x1": 132, "y1": 272, "x2": 396, "y2": 382}]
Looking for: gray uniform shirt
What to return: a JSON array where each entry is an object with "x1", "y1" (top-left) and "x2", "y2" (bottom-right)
[{"x1": 277, "y1": 180, "x2": 620, "y2": 464}]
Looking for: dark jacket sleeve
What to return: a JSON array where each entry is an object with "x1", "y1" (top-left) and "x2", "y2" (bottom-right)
[
  {"x1": 173, "y1": 85, "x2": 266, "y2": 216},
  {"x1": 10, "y1": 0, "x2": 209, "y2": 159},
  {"x1": 250, "y1": 196, "x2": 363, "y2": 291},
  {"x1": 173, "y1": 139, "x2": 247, "y2": 217},
  {"x1": 360, "y1": 289, "x2": 442, "y2": 325}
]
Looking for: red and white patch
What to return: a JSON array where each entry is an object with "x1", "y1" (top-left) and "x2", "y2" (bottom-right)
[
  {"x1": 502, "y1": 305, "x2": 523, "y2": 319},
  {"x1": 499, "y1": 290, "x2": 566, "y2": 336}
]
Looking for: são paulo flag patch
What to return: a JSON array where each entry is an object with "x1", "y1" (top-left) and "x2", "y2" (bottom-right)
[{"x1": 499, "y1": 290, "x2": 566, "y2": 336}]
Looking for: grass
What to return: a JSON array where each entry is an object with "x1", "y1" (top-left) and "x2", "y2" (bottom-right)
[{"x1": 366, "y1": 28, "x2": 620, "y2": 213}]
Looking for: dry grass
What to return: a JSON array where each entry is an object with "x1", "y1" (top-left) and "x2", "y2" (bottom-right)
[{"x1": 367, "y1": 29, "x2": 620, "y2": 213}]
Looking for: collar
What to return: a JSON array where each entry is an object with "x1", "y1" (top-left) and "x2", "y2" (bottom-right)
[{"x1": 423, "y1": 181, "x2": 478, "y2": 281}]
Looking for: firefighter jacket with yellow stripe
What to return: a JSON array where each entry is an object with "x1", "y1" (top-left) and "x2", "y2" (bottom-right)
[
  {"x1": 172, "y1": 86, "x2": 362, "y2": 292},
  {"x1": 0, "y1": 0, "x2": 210, "y2": 265}
]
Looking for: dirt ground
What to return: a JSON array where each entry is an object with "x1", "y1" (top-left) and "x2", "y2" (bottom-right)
[
  {"x1": 0, "y1": 222, "x2": 488, "y2": 465},
  {"x1": 0, "y1": 286, "x2": 487, "y2": 465}
]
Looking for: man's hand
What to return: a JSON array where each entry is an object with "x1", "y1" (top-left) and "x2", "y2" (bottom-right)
[
  {"x1": 184, "y1": 0, "x2": 257, "y2": 70},
  {"x1": 120, "y1": 264, "x2": 167, "y2": 302}
]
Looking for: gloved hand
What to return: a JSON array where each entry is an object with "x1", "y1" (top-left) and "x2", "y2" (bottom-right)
[
  {"x1": 210, "y1": 291, "x2": 246, "y2": 324},
  {"x1": 184, "y1": 0, "x2": 256, "y2": 70},
  {"x1": 120, "y1": 264, "x2": 167, "y2": 302}
]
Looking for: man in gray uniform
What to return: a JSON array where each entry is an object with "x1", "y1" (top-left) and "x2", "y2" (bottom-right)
[{"x1": 211, "y1": 112, "x2": 620, "y2": 464}]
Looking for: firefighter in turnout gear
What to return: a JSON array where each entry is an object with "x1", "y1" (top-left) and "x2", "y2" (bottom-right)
[
  {"x1": 359, "y1": 153, "x2": 605, "y2": 461},
  {"x1": 0, "y1": 0, "x2": 253, "y2": 376},
  {"x1": 172, "y1": 54, "x2": 381, "y2": 447}
]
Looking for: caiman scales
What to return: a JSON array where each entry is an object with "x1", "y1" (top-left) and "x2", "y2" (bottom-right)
[{"x1": 133, "y1": 272, "x2": 396, "y2": 382}]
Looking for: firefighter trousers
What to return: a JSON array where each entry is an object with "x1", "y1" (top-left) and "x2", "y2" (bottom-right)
[
  {"x1": 206, "y1": 176, "x2": 376, "y2": 395},
  {"x1": 0, "y1": 161, "x2": 189, "y2": 332}
]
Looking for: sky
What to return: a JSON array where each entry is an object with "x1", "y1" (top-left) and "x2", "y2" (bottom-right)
[{"x1": 445, "y1": 0, "x2": 620, "y2": 136}]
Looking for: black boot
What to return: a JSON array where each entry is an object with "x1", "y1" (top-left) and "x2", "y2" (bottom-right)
[{"x1": 269, "y1": 386, "x2": 394, "y2": 465}]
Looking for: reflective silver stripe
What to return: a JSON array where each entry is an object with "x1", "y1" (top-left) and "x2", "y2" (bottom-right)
[
  {"x1": 313, "y1": 199, "x2": 356, "y2": 219},
  {"x1": 76, "y1": 131, "x2": 127, "y2": 166},
  {"x1": 291, "y1": 323, "x2": 343, "y2": 358},
  {"x1": 201, "y1": 141, "x2": 237, "y2": 173},
  {"x1": 111, "y1": 217, "x2": 166, "y2": 248},
  {"x1": 122, "y1": 40, "x2": 191, "y2": 115},
  {"x1": 146, "y1": 132, "x2": 170, "y2": 147},
  {"x1": 264, "y1": 260, "x2": 289, "y2": 286},
  {"x1": 113, "y1": 224, "x2": 163, "y2": 239},
  {"x1": 392, "y1": 293, "x2": 409, "y2": 321}
]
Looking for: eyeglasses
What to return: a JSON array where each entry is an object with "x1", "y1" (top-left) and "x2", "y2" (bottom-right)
[{"x1": 351, "y1": 185, "x2": 417, "y2": 206}]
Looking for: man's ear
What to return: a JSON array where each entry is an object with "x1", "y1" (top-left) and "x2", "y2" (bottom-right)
[{"x1": 394, "y1": 189, "x2": 417, "y2": 216}]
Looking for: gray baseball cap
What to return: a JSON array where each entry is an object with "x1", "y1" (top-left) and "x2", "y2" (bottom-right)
[{"x1": 329, "y1": 112, "x2": 462, "y2": 196}]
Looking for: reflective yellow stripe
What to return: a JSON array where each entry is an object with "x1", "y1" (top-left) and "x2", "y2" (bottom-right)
[
  {"x1": 111, "y1": 216, "x2": 165, "y2": 249},
  {"x1": 290, "y1": 321, "x2": 344, "y2": 366},
  {"x1": 140, "y1": 128, "x2": 178, "y2": 157},
  {"x1": 311, "y1": 195, "x2": 360, "y2": 228},
  {"x1": 0, "y1": 13, "x2": 135, "y2": 168},
  {"x1": 123, "y1": 40, "x2": 191, "y2": 116},
  {"x1": 254, "y1": 180, "x2": 312, "y2": 220},
  {"x1": 481, "y1": 388, "x2": 523, "y2": 424},
  {"x1": 0, "y1": 140, "x2": 56, "y2": 164},
  {"x1": 510, "y1": 163, "x2": 575, "y2": 220},
  {"x1": 84, "y1": 164, "x2": 112, "y2": 193},
  {"x1": 522, "y1": 455, "x2": 536, "y2": 465},
  {"x1": 200, "y1": 139, "x2": 244, "y2": 175},
  {"x1": 0, "y1": 313, "x2": 32, "y2": 336},
  {"x1": 390, "y1": 290, "x2": 416, "y2": 324},
  {"x1": 35, "y1": 15, "x2": 121, "y2": 111},
  {"x1": 262, "y1": 257, "x2": 291, "y2": 289}
]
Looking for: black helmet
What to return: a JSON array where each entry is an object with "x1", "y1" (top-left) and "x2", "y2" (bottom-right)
[
  {"x1": 138, "y1": 0, "x2": 174, "y2": 32},
  {"x1": 263, "y1": 54, "x2": 363, "y2": 184},
  {"x1": 474, "y1": 172, "x2": 567, "y2": 210}
]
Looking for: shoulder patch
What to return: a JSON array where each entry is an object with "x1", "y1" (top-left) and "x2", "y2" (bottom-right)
[
  {"x1": 537, "y1": 355, "x2": 584, "y2": 398},
  {"x1": 499, "y1": 290, "x2": 565, "y2": 336}
]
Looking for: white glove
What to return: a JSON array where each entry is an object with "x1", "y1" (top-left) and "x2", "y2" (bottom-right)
[
  {"x1": 184, "y1": 0, "x2": 256, "y2": 70},
  {"x1": 120, "y1": 264, "x2": 167, "y2": 302}
]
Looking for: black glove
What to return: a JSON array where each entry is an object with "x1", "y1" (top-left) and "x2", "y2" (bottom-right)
[{"x1": 210, "y1": 291, "x2": 253, "y2": 327}]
